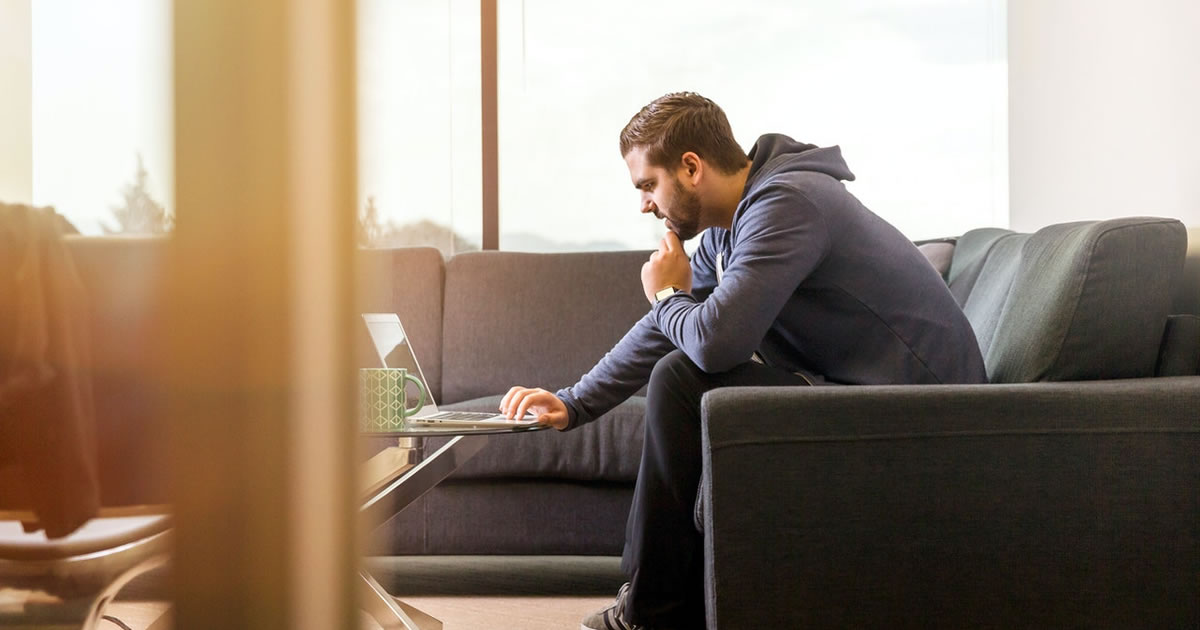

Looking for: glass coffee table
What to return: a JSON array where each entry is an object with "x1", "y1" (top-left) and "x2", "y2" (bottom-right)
[{"x1": 358, "y1": 422, "x2": 547, "y2": 630}]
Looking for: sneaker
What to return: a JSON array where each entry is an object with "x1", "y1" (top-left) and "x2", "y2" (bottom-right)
[{"x1": 580, "y1": 582, "x2": 644, "y2": 630}]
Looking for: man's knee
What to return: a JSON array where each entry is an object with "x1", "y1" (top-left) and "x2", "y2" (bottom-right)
[
  {"x1": 648, "y1": 349, "x2": 703, "y2": 392},
  {"x1": 645, "y1": 350, "x2": 707, "y2": 434}
]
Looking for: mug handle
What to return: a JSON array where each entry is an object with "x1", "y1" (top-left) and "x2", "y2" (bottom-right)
[{"x1": 401, "y1": 372, "x2": 426, "y2": 418}]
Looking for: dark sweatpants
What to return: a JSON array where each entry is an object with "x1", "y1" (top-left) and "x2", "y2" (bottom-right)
[{"x1": 622, "y1": 349, "x2": 815, "y2": 628}]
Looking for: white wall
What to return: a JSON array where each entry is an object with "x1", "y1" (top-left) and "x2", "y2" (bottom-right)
[
  {"x1": 1009, "y1": 0, "x2": 1200, "y2": 231},
  {"x1": 0, "y1": 0, "x2": 31, "y2": 205}
]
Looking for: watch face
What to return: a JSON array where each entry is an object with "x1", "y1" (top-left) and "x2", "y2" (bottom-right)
[{"x1": 655, "y1": 287, "x2": 677, "y2": 302}]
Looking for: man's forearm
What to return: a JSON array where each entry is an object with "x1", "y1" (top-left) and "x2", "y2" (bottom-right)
[{"x1": 556, "y1": 312, "x2": 674, "y2": 430}]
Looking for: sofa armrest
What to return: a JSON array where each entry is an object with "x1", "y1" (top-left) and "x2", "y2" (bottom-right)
[{"x1": 699, "y1": 378, "x2": 1200, "y2": 629}]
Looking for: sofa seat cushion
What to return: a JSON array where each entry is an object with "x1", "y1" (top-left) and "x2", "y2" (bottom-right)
[
  {"x1": 433, "y1": 395, "x2": 645, "y2": 482},
  {"x1": 948, "y1": 217, "x2": 1187, "y2": 383}
]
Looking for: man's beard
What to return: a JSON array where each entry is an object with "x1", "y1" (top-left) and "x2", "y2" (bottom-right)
[{"x1": 667, "y1": 178, "x2": 703, "y2": 241}]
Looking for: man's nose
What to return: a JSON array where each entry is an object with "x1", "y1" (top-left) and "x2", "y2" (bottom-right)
[{"x1": 641, "y1": 198, "x2": 656, "y2": 214}]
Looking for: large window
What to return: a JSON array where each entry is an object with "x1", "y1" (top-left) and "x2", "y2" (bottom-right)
[
  {"x1": 365, "y1": 0, "x2": 1008, "y2": 252},
  {"x1": 358, "y1": 0, "x2": 482, "y2": 255},
  {"x1": 10, "y1": 1, "x2": 1007, "y2": 246}
]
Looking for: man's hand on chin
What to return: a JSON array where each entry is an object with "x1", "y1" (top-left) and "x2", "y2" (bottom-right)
[{"x1": 641, "y1": 231, "x2": 693, "y2": 304}]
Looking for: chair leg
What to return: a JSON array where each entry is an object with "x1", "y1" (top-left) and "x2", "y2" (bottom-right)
[{"x1": 79, "y1": 553, "x2": 169, "y2": 630}]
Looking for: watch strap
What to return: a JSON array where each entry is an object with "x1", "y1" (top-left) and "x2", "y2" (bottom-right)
[{"x1": 654, "y1": 286, "x2": 679, "y2": 303}]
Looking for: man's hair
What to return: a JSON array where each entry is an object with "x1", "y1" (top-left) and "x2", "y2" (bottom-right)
[{"x1": 619, "y1": 92, "x2": 748, "y2": 174}]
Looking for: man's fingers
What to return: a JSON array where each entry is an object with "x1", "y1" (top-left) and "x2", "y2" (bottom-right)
[
  {"x1": 663, "y1": 231, "x2": 682, "y2": 252},
  {"x1": 501, "y1": 386, "x2": 537, "y2": 416},
  {"x1": 499, "y1": 387, "x2": 566, "y2": 426},
  {"x1": 514, "y1": 394, "x2": 536, "y2": 420},
  {"x1": 499, "y1": 386, "x2": 524, "y2": 413},
  {"x1": 514, "y1": 389, "x2": 548, "y2": 420},
  {"x1": 504, "y1": 388, "x2": 528, "y2": 417}
]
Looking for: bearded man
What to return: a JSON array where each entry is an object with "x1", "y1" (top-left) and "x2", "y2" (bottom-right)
[{"x1": 500, "y1": 92, "x2": 987, "y2": 630}]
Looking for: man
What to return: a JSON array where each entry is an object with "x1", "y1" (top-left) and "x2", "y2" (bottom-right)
[{"x1": 500, "y1": 92, "x2": 987, "y2": 629}]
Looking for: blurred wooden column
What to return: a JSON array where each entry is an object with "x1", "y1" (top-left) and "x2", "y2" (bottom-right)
[{"x1": 168, "y1": 1, "x2": 358, "y2": 629}]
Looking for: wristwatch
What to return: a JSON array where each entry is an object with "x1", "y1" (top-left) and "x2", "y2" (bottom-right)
[{"x1": 653, "y1": 286, "x2": 679, "y2": 303}]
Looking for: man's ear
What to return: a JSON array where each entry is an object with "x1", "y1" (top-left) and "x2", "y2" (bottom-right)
[{"x1": 680, "y1": 152, "x2": 702, "y2": 183}]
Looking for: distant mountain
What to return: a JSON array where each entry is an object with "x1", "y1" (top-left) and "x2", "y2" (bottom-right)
[
  {"x1": 500, "y1": 231, "x2": 633, "y2": 253},
  {"x1": 367, "y1": 219, "x2": 480, "y2": 258},
  {"x1": 360, "y1": 214, "x2": 639, "y2": 257}
]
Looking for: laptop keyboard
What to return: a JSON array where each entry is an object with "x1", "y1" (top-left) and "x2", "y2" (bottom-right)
[{"x1": 423, "y1": 411, "x2": 499, "y2": 421}]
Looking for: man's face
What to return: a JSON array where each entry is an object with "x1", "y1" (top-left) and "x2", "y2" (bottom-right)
[{"x1": 624, "y1": 147, "x2": 704, "y2": 241}]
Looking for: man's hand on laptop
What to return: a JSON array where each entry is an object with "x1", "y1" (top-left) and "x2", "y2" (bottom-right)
[{"x1": 500, "y1": 386, "x2": 568, "y2": 430}]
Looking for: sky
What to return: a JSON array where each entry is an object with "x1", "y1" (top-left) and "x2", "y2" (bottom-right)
[{"x1": 22, "y1": 0, "x2": 1007, "y2": 248}]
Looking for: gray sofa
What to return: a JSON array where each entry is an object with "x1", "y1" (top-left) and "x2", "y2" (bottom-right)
[
  {"x1": 699, "y1": 218, "x2": 1200, "y2": 628},
  {"x1": 45, "y1": 216, "x2": 1200, "y2": 627},
  {"x1": 356, "y1": 247, "x2": 652, "y2": 555}
]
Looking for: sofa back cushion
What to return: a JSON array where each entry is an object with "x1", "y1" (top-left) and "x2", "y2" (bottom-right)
[
  {"x1": 1157, "y1": 315, "x2": 1200, "y2": 376},
  {"x1": 915, "y1": 239, "x2": 955, "y2": 281},
  {"x1": 1157, "y1": 229, "x2": 1200, "y2": 376},
  {"x1": 440, "y1": 250, "x2": 650, "y2": 403},
  {"x1": 356, "y1": 247, "x2": 446, "y2": 400},
  {"x1": 946, "y1": 227, "x2": 1017, "y2": 307},
  {"x1": 955, "y1": 232, "x2": 1028, "y2": 364},
  {"x1": 1173, "y1": 227, "x2": 1200, "y2": 316},
  {"x1": 947, "y1": 218, "x2": 1186, "y2": 383}
]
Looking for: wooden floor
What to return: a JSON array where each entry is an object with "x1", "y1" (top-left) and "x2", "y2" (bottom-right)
[
  {"x1": 107, "y1": 595, "x2": 610, "y2": 630},
  {"x1": 104, "y1": 556, "x2": 623, "y2": 630}
]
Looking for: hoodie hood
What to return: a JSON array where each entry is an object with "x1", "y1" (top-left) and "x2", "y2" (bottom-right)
[{"x1": 744, "y1": 134, "x2": 856, "y2": 192}]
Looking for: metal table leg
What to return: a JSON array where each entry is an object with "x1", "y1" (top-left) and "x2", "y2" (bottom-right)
[
  {"x1": 360, "y1": 435, "x2": 490, "y2": 531},
  {"x1": 358, "y1": 569, "x2": 441, "y2": 630},
  {"x1": 358, "y1": 434, "x2": 490, "y2": 629}
]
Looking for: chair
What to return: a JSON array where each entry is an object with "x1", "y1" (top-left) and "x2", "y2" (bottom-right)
[
  {"x1": 1, "y1": 204, "x2": 172, "y2": 628},
  {"x1": 0, "y1": 510, "x2": 171, "y2": 629}
]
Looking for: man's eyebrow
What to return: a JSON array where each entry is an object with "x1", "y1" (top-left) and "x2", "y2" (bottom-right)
[{"x1": 634, "y1": 178, "x2": 653, "y2": 190}]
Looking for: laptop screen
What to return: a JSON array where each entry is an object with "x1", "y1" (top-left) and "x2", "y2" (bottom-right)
[{"x1": 361, "y1": 313, "x2": 440, "y2": 414}]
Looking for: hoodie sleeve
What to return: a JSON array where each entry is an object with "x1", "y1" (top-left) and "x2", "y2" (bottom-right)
[
  {"x1": 687, "y1": 227, "x2": 722, "y2": 301},
  {"x1": 650, "y1": 181, "x2": 830, "y2": 373},
  {"x1": 554, "y1": 312, "x2": 673, "y2": 430},
  {"x1": 554, "y1": 233, "x2": 723, "y2": 429}
]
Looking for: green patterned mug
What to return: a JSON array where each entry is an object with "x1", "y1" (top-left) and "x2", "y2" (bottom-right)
[{"x1": 359, "y1": 368, "x2": 426, "y2": 432}]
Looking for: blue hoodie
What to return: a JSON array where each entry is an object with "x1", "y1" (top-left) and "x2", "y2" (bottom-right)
[{"x1": 556, "y1": 134, "x2": 987, "y2": 429}]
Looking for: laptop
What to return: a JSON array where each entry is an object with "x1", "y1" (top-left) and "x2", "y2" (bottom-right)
[{"x1": 361, "y1": 313, "x2": 540, "y2": 428}]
